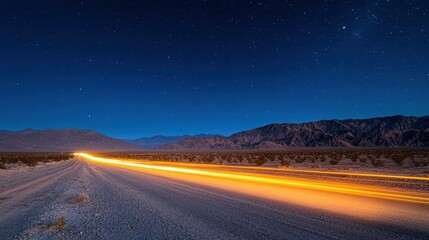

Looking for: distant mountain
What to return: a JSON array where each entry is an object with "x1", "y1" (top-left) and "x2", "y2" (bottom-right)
[
  {"x1": 161, "y1": 115, "x2": 429, "y2": 149},
  {"x1": 0, "y1": 128, "x2": 141, "y2": 151},
  {"x1": 129, "y1": 134, "x2": 222, "y2": 149}
]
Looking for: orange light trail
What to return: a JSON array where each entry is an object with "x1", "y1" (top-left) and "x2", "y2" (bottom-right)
[
  {"x1": 74, "y1": 153, "x2": 429, "y2": 205},
  {"x1": 129, "y1": 160, "x2": 429, "y2": 181},
  {"x1": 201, "y1": 165, "x2": 429, "y2": 181}
]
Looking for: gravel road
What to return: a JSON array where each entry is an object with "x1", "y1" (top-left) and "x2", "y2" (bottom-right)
[{"x1": 1, "y1": 159, "x2": 428, "y2": 240}]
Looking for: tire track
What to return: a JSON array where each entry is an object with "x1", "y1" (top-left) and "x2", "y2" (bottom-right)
[{"x1": 0, "y1": 160, "x2": 80, "y2": 216}]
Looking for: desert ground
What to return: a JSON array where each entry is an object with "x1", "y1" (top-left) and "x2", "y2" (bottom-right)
[{"x1": 1, "y1": 150, "x2": 429, "y2": 239}]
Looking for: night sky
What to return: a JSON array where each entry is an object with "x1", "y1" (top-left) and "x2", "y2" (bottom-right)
[{"x1": 1, "y1": 1, "x2": 428, "y2": 138}]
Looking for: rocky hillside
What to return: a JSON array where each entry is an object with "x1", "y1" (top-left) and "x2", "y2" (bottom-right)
[
  {"x1": 0, "y1": 129, "x2": 141, "y2": 151},
  {"x1": 161, "y1": 115, "x2": 429, "y2": 149},
  {"x1": 129, "y1": 134, "x2": 222, "y2": 149}
]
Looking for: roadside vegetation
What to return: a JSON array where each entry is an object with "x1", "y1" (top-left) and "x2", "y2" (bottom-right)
[
  {"x1": 47, "y1": 217, "x2": 66, "y2": 232},
  {"x1": 95, "y1": 149, "x2": 429, "y2": 169},
  {"x1": 0, "y1": 152, "x2": 72, "y2": 169},
  {"x1": 67, "y1": 193, "x2": 90, "y2": 204}
]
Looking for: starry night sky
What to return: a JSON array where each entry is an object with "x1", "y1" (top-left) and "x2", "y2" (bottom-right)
[{"x1": 0, "y1": 1, "x2": 428, "y2": 138}]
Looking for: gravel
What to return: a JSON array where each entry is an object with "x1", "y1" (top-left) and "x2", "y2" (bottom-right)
[{"x1": 0, "y1": 160, "x2": 428, "y2": 240}]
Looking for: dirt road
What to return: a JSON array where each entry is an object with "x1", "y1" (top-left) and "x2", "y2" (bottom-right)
[{"x1": 1, "y1": 158, "x2": 428, "y2": 239}]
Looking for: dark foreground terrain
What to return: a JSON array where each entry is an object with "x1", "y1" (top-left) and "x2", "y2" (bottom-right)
[{"x1": 1, "y1": 153, "x2": 429, "y2": 240}]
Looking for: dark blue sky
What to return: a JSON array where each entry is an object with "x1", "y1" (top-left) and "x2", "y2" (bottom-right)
[{"x1": 1, "y1": 0, "x2": 428, "y2": 139}]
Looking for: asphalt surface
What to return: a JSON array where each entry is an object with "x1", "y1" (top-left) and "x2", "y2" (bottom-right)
[{"x1": 1, "y1": 159, "x2": 428, "y2": 240}]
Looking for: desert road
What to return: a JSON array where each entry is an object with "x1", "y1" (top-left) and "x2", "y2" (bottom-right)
[{"x1": 1, "y1": 154, "x2": 429, "y2": 239}]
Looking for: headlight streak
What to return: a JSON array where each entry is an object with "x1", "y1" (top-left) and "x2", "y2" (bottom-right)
[
  {"x1": 74, "y1": 153, "x2": 429, "y2": 205},
  {"x1": 195, "y1": 164, "x2": 429, "y2": 181}
]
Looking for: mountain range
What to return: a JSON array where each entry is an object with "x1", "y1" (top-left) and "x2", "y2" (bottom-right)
[
  {"x1": 161, "y1": 115, "x2": 429, "y2": 149},
  {"x1": 127, "y1": 134, "x2": 222, "y2": 149},
  {"x1": 0, "y1": 129, "x2": 140, "y2": 151},
  {"x1": 1, "y1": 115, "x2": 428, "y2": 151}
]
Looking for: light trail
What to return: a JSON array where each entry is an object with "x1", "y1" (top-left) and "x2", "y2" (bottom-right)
[
  {"x1": 231, "y1": 166, "x2": 429, "y2": 181},
  {"x1": 103, "y1": 157, "x2": 429, "y2": 181},
  {"x1": 132, "y1": 160, "x2": 429, "y2": 181},
  {"x1": 74, "y1": 153, "x2": 429, "y2": 205}
]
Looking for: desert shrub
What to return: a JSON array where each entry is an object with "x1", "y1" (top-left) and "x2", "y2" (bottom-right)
[
  {"x1": 280, "y1": 159, "x2": 290, "y2": 167},
  {"x1": 202, "y1": 154, "x2": 214, "y2": 163},
  {"x1": 48, "y1": 217, "x2": 66, "y2": 231},
  {"x1": 391, "y1": 154, "x2": 407, "y2": 166},
  {"x1": 0, "y1": 153, "x2": 72, "y2": 168},
  {"x1": 358, "y1": 156, "x2": 367, "y2": 163},
  {"x1": 371, "y1": 159, "x2": 385, "y2": 167},
  {"x1": 255, "y1": 155, "x2": 267, "y2": 166},
  {"x1": 375, "y1": 152, "x2": 382, "y2": 159},
  {"x1": 67, "y1": 193, "x2": 89, "y2": 204},
  {"x1": 267, "y1": 154, "x2": 277, "y2": 162},
  {"x1": 21, "y1": 158, "x2": 38, "y2": 166},
  {"x1": 329, "y1": 159, "x2": 340, "y2": 165},
  {"x1": 347, "y1": 152, "x2": 359, "y2": 162},
  {"x1": 295, "y1": 156, "x2": 306, "y2": 163},
  {"x1": 412, "y1": 160, "x2": 429, "y2": 167}
]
